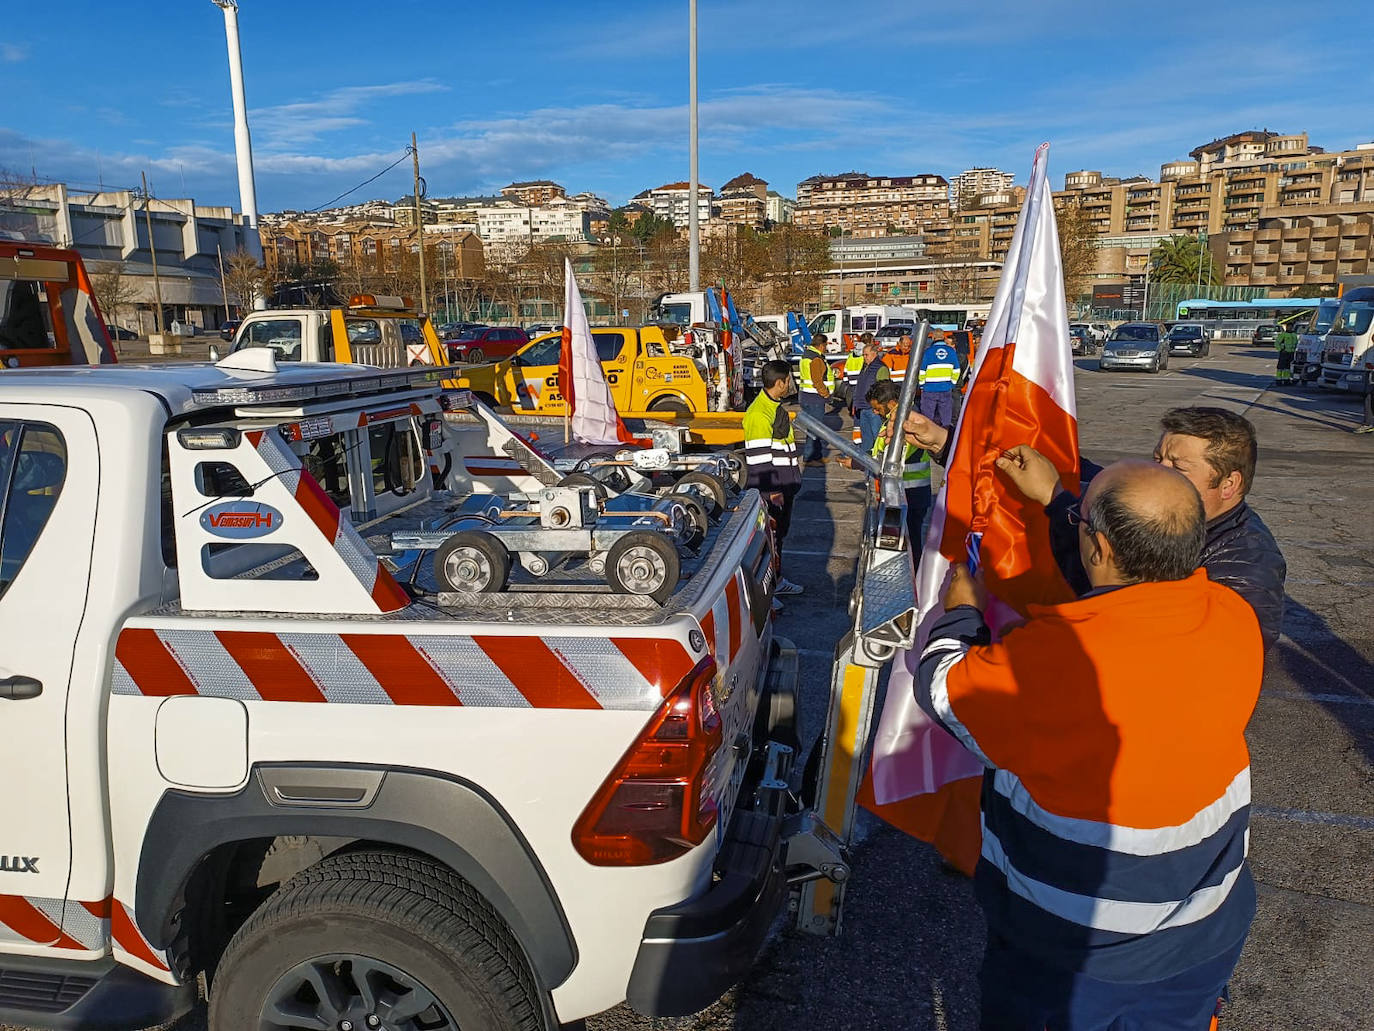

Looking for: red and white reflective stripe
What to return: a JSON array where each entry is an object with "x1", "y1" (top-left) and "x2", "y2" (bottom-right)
[
  {"x1": 698, "y1": 567, "x2": 750, "y2": 668},
  {"x1": 246, "y1": 430, "x2": 410, "y2": 613},
  {"x1": 110, "y1": 897, "x2": 171, "y2": 973},
  {"x1": 112, "y1": 627, "x2": 698, "y2": 711},
  {"x1": 0, "y1": 895, "x2": 169, "y2": 971}
]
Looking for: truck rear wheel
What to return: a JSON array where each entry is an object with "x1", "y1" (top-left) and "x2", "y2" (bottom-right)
[
  {"x1": 208, "y1": 851, "x2": 543, "y2": 1031},
  {"x1": 605, "y1": 531, "x2": 681, "y2": 604},
  {"x1": 435, "y1": 530, "x2": 511, "y2": 593},
  {"x1": 648, "y1": 396, "x2": 691, "y2": 417}
]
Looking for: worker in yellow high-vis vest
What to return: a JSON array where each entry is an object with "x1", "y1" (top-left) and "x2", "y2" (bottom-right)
[
  {"x1": 797, "y1": 332, "x2": 839, "y2": 466},
  {"x1": 867, "y1": 379, "x2": 932, "y2": 548}
]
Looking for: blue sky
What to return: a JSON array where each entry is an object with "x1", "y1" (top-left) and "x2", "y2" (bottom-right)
[{"x1": 2, "y1": 0, "x2": 1369, "y2": 213}]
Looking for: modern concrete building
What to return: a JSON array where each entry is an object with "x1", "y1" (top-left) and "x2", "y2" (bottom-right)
[
  {"x1": 794, "y1": 171, "x2": 951, "y2": 238},
  {"x1": 1, "y1": 181, "x2": 258, "y2": 333}
]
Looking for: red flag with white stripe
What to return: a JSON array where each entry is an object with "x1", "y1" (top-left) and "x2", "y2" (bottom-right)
[
  {"x1": 560, "y1": 257, "x2": 635, "y2": 445},
  {"x1": 860, "y1": 143, "x2": 1081, "y2": 871}
]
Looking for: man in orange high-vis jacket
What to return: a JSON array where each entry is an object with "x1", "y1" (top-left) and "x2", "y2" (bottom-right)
[{"x1": 917, "y1": 460, "x2": 1263, "y2": 1031}]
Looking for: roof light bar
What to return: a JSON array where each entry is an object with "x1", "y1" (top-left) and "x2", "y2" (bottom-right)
[{"x1": 190, "y1": 366, "x2": 459, "y2": 407}]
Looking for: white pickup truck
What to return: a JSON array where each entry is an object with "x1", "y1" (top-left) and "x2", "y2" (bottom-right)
[{"x1": 0, "y1": 355, "x2": 801, "y2": 1029}]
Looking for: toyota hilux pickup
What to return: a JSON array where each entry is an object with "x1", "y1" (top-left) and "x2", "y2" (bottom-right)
[{"x1": 0, "y1": 352, "x2": 798, "y2": 1030}]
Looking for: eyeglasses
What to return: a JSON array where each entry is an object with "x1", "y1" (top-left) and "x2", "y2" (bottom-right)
[{"x1": 1066, "y1": 500, "x2": 1101, "y2": 536}]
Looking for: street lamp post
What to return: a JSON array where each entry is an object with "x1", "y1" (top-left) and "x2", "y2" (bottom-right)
[{"x1": 688, "y1": 0, "x2": 700, "y2": 291}]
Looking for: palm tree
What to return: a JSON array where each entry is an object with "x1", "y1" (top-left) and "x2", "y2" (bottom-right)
[{"x1": 1148, "y1": 235, "x2": 1218, "y2": 287}]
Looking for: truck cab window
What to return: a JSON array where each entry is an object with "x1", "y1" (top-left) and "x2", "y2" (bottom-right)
[
  {"x1": 240, "y1": 319, "x2": 304, "y2": 361},
  {"x1": 0, "y1": 422, "x2": 67, "y2": 598},
  {"x1": 0, "y1": 281, "x2": 55, "y2": 352}
]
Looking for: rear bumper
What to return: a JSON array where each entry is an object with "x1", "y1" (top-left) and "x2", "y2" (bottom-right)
[{"x1": 624, "y1": 639, "x2": 798, "y2": 1017}]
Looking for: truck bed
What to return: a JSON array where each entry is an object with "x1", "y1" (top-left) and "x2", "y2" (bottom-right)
[{"x1": 141, "y1": 489, "x2": 765, "y2": 629}]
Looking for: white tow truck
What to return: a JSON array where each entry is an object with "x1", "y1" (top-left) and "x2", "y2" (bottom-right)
[{"x1": 0, "y1": 354, "x2": 809, "y2": 1029}]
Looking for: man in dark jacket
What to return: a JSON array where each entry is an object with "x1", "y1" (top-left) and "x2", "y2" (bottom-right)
[
  {"x1": 996, "y1": 407, "x2": 1287, "y2": 650},
  {"x1": 902, "y1": 406, "x2": 1287, "y2": 650}
]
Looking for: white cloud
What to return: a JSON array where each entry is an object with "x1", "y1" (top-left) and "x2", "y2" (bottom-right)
[
  {"x1": 249, "y1": 80, "x2": 450, "y2": 149},
  {"x1": 1, "y1": 43, "x2": 28, "y2": 63}
]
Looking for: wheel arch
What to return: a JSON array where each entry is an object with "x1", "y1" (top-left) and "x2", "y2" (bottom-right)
[{"x1": 135, "y1": 763, "x2": 578, "y2": 990}]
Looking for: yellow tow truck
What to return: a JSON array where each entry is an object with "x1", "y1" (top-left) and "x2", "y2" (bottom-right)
[{"x1": 453, "y1": 325, "x2": 763, "y2": 447}]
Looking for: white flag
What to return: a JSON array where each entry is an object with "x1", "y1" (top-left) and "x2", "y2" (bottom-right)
[{"x1": 562, "y1": 257, "x2": 627, "y2": 446}]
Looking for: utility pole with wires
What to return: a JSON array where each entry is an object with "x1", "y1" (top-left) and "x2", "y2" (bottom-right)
[
  {"x1": 141, "y1": 171, "x2": 166, "y2": 336},
  {"x1": 411, "y1": 132, "x2": 429, "y2": 317}
]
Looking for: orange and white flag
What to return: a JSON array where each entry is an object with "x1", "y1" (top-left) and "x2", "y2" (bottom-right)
[{"x1": 860, "y1": 143, "x2": 1081, "y2": 872}]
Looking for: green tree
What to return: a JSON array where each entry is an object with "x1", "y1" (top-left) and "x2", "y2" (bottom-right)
[{"x1": 1148, "y1": 234, "x2": 1219, "y2": 287}]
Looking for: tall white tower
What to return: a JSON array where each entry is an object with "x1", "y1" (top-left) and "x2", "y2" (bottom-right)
[{"x1": 212, "y1": 0, "x2": 262, "y2": 261}]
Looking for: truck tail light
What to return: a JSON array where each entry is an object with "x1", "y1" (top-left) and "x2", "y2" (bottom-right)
[{"x1": 572, "y1": 657, "x2": 722, "y2": 866}]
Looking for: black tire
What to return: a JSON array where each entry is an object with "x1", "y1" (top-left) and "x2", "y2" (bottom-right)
[
  {"x1": 605, "y1": 530, "x2": 681, "y2": 604},
  {"x1": 721, "y1": 450, "x2": 748, "y2": 492},
  {"x1": 671, "y1": 470, "x2": 728, "y2": 517},
  {"x1": 434, "y1": 530, "x2": 511, "y2": 593},
  {"x1": 557, "y1": 472, "x2": 609, "y2": 500},
  {"x1": 1202, "y1": 343, "x2": 1210, "y2": 358},
  {"x1": 1147, "y1": 358, "x2": 1159, "y2": 374},
  {"x1": 1096, "y1": 361, "x2": 1107, "y2": 372},
  {"x1": 672, "y1": 492, "x2": 709, "y2": 549},
  {"x1": 466, "y1": 347, "x2": 486, "y2": 364},
  {"x1": 648, "y1": 396, "x2": 692, "y2": 417},
  {"x1": 208, "y1": 851, "x2": 542, "y2": 1031}
]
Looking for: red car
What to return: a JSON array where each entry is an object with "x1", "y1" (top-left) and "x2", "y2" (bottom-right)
[{"x1": 446, "y1": 326, "x2": 529, "y2": 363}]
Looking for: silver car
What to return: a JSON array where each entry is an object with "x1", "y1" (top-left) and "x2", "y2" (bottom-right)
[{"x1": 1098, "y1": 322, "x2": 1169, "y2": 373}]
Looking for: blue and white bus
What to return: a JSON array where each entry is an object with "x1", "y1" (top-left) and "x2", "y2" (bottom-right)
[{"x1": 1174, "y1": 297, "x2": 1326, "y2": 341}]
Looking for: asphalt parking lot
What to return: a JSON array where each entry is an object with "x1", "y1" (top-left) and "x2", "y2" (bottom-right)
[
  {"x1": 7, "y1": 343, "x2": 1368, "y2": 1031},
  {"x1": 586, "y1": 342, "x2": 1374, "y2": 1031}
]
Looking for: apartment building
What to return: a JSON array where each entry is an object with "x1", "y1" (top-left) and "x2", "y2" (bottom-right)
[
  {"x1": 794, "y1": 171, "x2": 951, "y2": 238},
  {"x1": 766, "y1": 191, "x2": 796, "y2": 225},
  {"x1": 1, "y1": 181, "x2": 257, "y2": 332},
  {"x1": 635, "y1": 182, "x2": 714, "y2": 229},
  {"x1": 500, "y1": 180, "x2": 567, "y2": 206},
  {"x1": 264, "y1": 221, "x2": 484, "y2": 283},
  {"x1": 950, "y1": 167, "x2": 1015, "y2": 211},
  {"x1": 716, "y1": 173, "x2": 769, "y2": 229}
]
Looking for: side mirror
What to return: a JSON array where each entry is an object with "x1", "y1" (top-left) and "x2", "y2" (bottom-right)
[{"x1": 208, "y1": 344, "x2": 221, "y2": 362}]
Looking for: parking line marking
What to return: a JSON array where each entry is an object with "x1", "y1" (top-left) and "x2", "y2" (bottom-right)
[
  {"x1": 1251, "y1": 807, "x2": 1374, "y2": 832},
  {"x1": 1261, "y1": 690, "x2": 1374, "y2": 707}
]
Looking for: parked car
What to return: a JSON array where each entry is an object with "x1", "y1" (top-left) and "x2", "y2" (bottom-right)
[
  {"x1": 439, "y1": 321, "x2": 486, "y2": 339},
  {"x1": 1069, "y1": 325, "x2": 1095, "y2": 355},
  {"x1": 447, "y1": 325, "x2": 530, "y2": 363},
  {"x1": 1252, "y1": 324, "x2": 1279, "y2": 346},
  {"x1": 525, "y1": 322, "x2": 558, "y2": 337},
  {"x1": 1098, "y1": 322, "x2": 1169, "y2": 373},
  {"x1": 219, "y1": 319, "x2": 242, "y2": 342},
  {"x1": 874, "y1": 323, "x2": 917, "y2": 349},
  {"x1": 1089, "y1": 322, "x2": 1111, "y2": 343},
  {"x1": 1168, "y1": 323, "x2": 1210, "y2": 357},
  {"x1": 105, "y1": 324, "x2": 138, "y2": 341}
]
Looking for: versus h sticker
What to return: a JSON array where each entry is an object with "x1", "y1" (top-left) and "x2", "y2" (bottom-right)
[{"x1": 201, "y1": 502, "x2": 284, "y2": 540}]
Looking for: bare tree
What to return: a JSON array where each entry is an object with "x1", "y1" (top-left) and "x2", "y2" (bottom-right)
[
  {"x1": 223, "y1": 248, "x2": 268, "y2": 315},
  {"x1": 88, "y1": 261, "x2": 140, "y2": 352},
  {"x1": 762, "y1": 225, "x2": 830, "y2": 311},
  {"x1": 1056, "y1": 199, "x2": 1098, "y2": 314}
]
